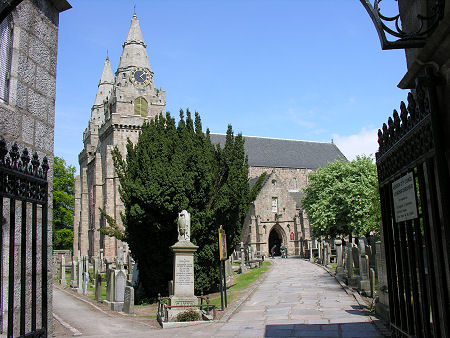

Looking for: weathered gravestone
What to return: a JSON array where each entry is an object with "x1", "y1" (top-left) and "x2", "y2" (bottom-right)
[
  {"x1": 77, "y1": 258, "x2": 83, "y2": 294},
  {"x1": 123, "y1": 286, "x2": 135, "y2": 314},
  {"x1": 70, "y1": 259, "x2": 77, "y2": 288},
  {"x1": 309, "y1": 240, "x2": 314, "y2": 262},
  {"x1": 114, "y1": 270, "x2": 126, "y2": 302},
  {"x1": 60, "y1": 255, "x2": 66, "y2": 285},
  {"x1": 352, "y1": 246, "x2": 360, "y2": 269},
  {"x1": 95, "y1": 273, "x2": 102, "y2": 302},
  {"x1": 240, "y1": 242, "x2": 247, "y2": 273},
  {"x1": 168, "y1": 210, "x2": 199, "y2": 319},
  {"x1": 225, "y1": 259, "x2": 232, "y2": 278},
  {"x1": 335, "y1": 239, "x2": 344, "y2": 278},
  {"x1": 106, "y1": 268, "x2": 114, "y2": 302}
]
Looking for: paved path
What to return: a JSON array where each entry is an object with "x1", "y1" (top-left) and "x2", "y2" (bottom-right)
[{"x1": 53, "y1": 258, "x2": 389, "y2": 337}]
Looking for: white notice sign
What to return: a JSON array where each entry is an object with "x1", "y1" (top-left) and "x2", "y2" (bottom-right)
[{"x1": 392, "y1": 172, "x2": 418, "y2": 222}]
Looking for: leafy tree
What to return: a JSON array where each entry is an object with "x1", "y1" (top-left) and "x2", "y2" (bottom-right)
[
  {"x1": 302, "y1": 156, "x2": 380, "y2": 239},
  {"x1": 105, "y1": 110, "x2": 249, "y2": 298},
  {"x1": 52, "y1": 156, "x2": 75, "y2": 250}
]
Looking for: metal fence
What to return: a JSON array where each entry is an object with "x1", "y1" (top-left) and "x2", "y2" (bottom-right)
[
  {"x1": 0, "y1": 137, "x2": 49, "y2": 337},
  {"x1": 376, "y1": 70, "x2": 450, "y2": 337}
]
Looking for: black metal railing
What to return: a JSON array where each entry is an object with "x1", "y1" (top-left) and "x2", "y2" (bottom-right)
[
  {"x1": 156, "y1": 294, "x2": 216, "y2": 324},
  {"x1": 376, "y1": 71, "x2": 450, "y2": 337},
  {"x1": 0, "y1": 137, "x2": 49, "y2": 337}
]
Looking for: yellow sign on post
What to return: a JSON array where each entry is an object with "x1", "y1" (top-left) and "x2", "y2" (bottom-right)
[{"x1": 218, "y1": 225, "x2": 227, "y2": 261}]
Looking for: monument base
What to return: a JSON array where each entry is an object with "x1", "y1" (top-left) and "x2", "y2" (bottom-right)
[
  {"x1": 168, "y1": 295, "x2": 199, "y2": 320},
  {"x1": 104, "y1": 300, "x2": 124, "y2": 312},
  {"x1": 358, "y1": 279, "x2": 370, "y2": 294}
]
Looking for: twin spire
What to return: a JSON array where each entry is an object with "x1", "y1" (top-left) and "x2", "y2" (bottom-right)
[{"x1": 91, "y1": 12, "x2": 152, "y2": 116}]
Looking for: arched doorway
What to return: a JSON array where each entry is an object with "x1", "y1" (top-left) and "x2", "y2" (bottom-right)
[{"x1": 268, "y1": 225, "x2": 284, "y2": 256}]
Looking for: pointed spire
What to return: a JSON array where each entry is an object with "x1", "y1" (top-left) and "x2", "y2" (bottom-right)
[
  {"x1": 117, "y1": 13, "x2": 152, "y2": 72},
  {"x1": 90, "y1": 56, "x2": 114, "y2": 124}
]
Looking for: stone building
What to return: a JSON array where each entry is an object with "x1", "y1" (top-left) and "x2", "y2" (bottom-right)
[
  {"x1": 74, "y1": 13, "x2": 345, "y2": 262},
  {"x1": 73, "y1": 13, "x2": 166, "y2": 259},
  {"x1": 0, "y1": 0, "x2": 70, "y2": 335},
  {"x1": 209, "y1": 135, "x2": 345, "y2": 257}
]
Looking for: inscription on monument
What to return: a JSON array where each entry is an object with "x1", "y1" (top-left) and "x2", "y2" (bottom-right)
[{"x1": 175, "y1": 257, "x2": 193, "y2": 287}]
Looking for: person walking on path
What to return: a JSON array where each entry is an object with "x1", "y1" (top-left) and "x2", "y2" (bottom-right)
[
  {"x1": 280, "y1": 243, "x2": 287, "y2": 258},
  {"x1": 271, "y1": 244, "x2": 277, "y2": 258}
]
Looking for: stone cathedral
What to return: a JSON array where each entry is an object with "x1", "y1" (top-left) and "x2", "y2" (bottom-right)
[{"x1": 73, "y1": 14, "x2": 345, "y2": 261}]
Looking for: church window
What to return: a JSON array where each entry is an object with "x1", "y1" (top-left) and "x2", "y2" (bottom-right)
[
  {"x1": 272, "y1": 197, "x2": 278, "y2": 213},
  {"x1": 0, "y1": 14, "x2": 13, "y2": 103},
  {"x1": 134, "y1": 97, "x2": 148, "y2": 117},
  {"x1": 293, "y1": 178, "x2": 297, "y2": 189}
]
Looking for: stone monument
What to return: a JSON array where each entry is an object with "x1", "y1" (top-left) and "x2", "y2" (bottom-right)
[
  {"x1": 168, "y1": 210, "x2": 199, "y2": 319},
  {"x1": 335, "y1": 239, "x2": 344, "y2": 278}
]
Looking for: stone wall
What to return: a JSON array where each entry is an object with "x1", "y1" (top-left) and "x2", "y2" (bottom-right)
[{"x1": 0, "y1": 0, "x2": 70, "y2": 335}]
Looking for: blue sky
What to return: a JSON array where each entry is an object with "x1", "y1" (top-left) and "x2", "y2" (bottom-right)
[{"x1": 55, "y1": 0, "x2": 407, "y2": 171}]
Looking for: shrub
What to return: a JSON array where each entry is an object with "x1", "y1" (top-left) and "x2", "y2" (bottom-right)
[{"x1": 176, "y1": 309, "x2": 201, "y2": 322}]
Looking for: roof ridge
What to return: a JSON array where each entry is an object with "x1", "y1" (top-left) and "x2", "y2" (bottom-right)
[{"x1": 209, "y1": 133, "x2": 333, "y2": 145}]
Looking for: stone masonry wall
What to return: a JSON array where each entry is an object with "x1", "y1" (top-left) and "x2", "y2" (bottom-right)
[{"x1": 0, "y1": 0, "x2": 69, "y2": 335}]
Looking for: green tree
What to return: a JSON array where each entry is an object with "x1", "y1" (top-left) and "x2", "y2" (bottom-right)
[
  {"x1": 52, "y1": 156, "x2": 75, "y2": 250},
  {"x1": 105, "y1": 110, "x2": 249, "y2": 298},
  {"x1": 302, "y1": 156, "x2": 380, "y2": 239}
]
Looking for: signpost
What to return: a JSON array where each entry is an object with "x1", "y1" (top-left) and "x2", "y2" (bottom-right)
[{"x1": 218, "y1": 226, "x2": 228, "y2": 309}]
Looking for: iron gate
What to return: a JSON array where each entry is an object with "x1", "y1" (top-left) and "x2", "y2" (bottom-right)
[
  {"x1": 0, "y1": 138, "x2": 49, "y2": 337},
  {"x1": 376, "y1": 70, "x2": 450, "y2": 337}
]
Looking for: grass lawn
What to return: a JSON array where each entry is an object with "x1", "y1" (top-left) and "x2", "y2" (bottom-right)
[{"x1": 209, "y1": 261, "x2": 272, "y2": 308}]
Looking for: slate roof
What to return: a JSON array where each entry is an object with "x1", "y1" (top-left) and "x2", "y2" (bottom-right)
[{"x1": 209, "y1": 134, "x2": 346, "y2": 169}]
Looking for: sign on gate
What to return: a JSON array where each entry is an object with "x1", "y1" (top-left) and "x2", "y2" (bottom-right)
[{"x1": 392, "y1": 172, "x2": 418, "y2": 222}]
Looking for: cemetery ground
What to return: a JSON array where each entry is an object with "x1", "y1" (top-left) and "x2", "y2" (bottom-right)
[{"x1": 52, "y1": 258, "x2": 390, "y2": 337}]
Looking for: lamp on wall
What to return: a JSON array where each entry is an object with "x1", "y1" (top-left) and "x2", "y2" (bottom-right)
[{"x1": 359, "y1": 0, "x2": 444, "y2": 50}]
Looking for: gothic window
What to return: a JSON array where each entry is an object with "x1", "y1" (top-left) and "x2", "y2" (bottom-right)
[
  {"x1": 134, "y1": 97, "x2": 148, "y2": 117},
  {"x1": 272, "y1": 197, "x2": 278, "y2": 213},
  {"x1": 293, "y1": 177, "x2": 297, "y2": 189},
  {"x1": 0, "y1": 14, "x2": 13, "y2": 103}
]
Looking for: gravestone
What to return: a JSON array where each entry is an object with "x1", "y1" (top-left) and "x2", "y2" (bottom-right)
[
  {"x1": 99, "y1": 248, "x2": 105, "y2": 272},
  {"x1": 82, "y1": 271, "x2": 88, "y2": 295},
  {"x1": 346, "y1": 243, "x2": 354, "y2": 283},
  {"x1": 224, "y1": 259, "x2": 232, "y2": 278},
  {"x1": 106, "y1": 268, "x2": 114, "y2": 302},
  {"x1": 95, "y1": 274, "x2": 102, "y2": 301},
  {"x1": 369, "y1": 268, "x2": 376, "y2": 298},
  {"x1": 93, "y1": 257, "x2": 99, "y2": 278},
  {"x1": 60, "y1": 255, "x2": 66, "y2": 286},
  {"x1": 309, "y1": 240, "x2": 314, "y2": 262},
  {"x1": 240, "y1": 242, "x2": 247, "y2": 273},
  {"x1": 168, "y1": 210, "x2": 199, "y2": 319},
  {"x1": 335, "y1": 239, "x2": 344, "y2": 278},
  {"x1": 70, "y1": 259, "x2": 77, "y2": 288},
  {"x1": 318, "y1": 241, "x2": 322, "y2": 262},
  {"x1": 352, "y1": 246, "x2": 360, "y2": 269},
  {"x1": 123, "y1": 286, "x2": 135, "y2": 314},
  {"x1": 358, "y1": 254, "x2": 370, "y2": 294},
  {"x1": 77, "y1": 259, "x2": 83, "y2": 294},
  {"x1": 114, "y1": 270, "x2": 126, "y2": 302},
  {"x1": 131, "y1": 263, "x2": 139, "y2": 287}
]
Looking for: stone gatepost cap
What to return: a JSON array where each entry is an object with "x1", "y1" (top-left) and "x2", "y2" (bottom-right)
[{"x1": 170, "y1": 240, "x2": 199, "y2": 252}]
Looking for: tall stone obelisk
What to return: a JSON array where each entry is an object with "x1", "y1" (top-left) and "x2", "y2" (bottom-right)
[{"x1": 169, "y1": 210, "x2": 199, "y2": 319}]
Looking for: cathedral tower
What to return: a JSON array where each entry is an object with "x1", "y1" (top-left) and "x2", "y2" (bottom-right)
[{"x1": 74, "y1": 13, "x2": 166, "y2": 260}]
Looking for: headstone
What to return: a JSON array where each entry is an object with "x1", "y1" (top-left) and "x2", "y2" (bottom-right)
[
  {"x1": 114, "y1": 270, "x2": 126, "y2": 302},
  {"x1": 168, "y1": 210, "x2": 199, "y2": 320},
  {"x1": 326, "y1": 242, "x2": 331, "y2": 265},
  {"x1": 131, "y1": 263, "x2": 139, "y2": 287},
  {"x1": 70, "y1": 259, "x2": 77, "y2": 288},
  {"x1": 335, "y1": 239, "x2": 344, "y2": 278},
  {"x1": 127, "y1": 257, "x2": 135, "y2": 284},
  {"x1": 240, "y1": 242, "x2": 247, "y2": 273},
  {"x1": 99, "y1": 248, "x2": 105, "y2": 272},
  {"x1": 309, "y1": 240, "x2": 313, "y2": 262},
  {"x1": 60, "y1": 255, "x2": 66, "y2": 286},
  {"x1": 358, "y1": 254, "x2": 370, "y2": 294},
  {"x1": 352, "y1": 246, "x2": 360, "y2": 269},
  {"x1": 106, "y1": 268, "x2": 115, "y2": 302},
  {"x1": 346, "y1": 243, "x2": 353, "y2": 281},
  {"x1": 95, "y1": 274, "x2": 102, "y2": 301},
  {"x1": 82, "y1": 271, "x2": 89, "y2": 295},
  {"x1": 369, "y1": 268, "x2": 376, "y2": 298},
  {"x1": 318, "y1": 241, "x2": 322, "y2": 262},
  {"x1": 224, "y1": 259, "x2": 232, "y2": 278},
  {"x1": 123, "y1": 286, "x2": 135, "y2": 314},
  {"x1": 93, "y1": 258, "x2": 99, "y2": 278},
  {"x1": 77, "y1": 259, "x2": 83, "y2": 294}
]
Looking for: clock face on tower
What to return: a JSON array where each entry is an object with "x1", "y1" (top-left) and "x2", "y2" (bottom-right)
[{"x1": 130, "y1": 67, "x2": 151, "y2": 87}]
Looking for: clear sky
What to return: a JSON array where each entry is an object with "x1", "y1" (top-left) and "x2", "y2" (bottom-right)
[{"x1": 54, "y1": 0, "x2": 408, "y2": 172}]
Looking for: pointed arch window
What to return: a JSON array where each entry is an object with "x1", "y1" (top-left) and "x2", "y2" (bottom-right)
[{"x1": 134, "y1": 97, "x2": 148, "y2": 117}]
